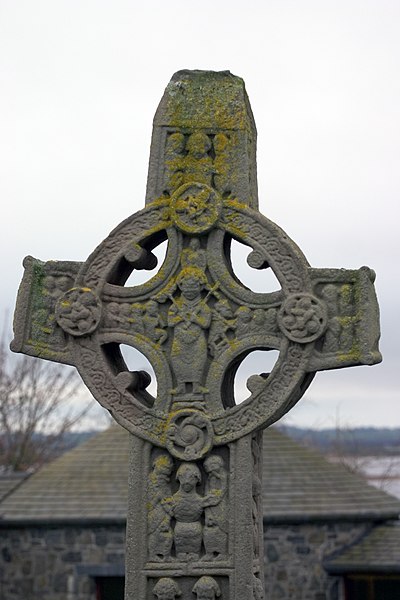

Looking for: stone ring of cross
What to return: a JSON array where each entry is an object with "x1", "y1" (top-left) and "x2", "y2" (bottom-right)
[{"x1": 43, "y1": 190, "x2": 375, "y2": 455}]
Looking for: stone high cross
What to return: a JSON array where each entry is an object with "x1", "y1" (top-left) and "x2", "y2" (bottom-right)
[{"x1": 12, "y1": 71, "x2": 381, "y2": 600}]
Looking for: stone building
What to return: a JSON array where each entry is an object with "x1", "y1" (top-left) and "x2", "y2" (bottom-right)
[{"x1": 0, "y1": 426, "x2": 399, "y2": 600}]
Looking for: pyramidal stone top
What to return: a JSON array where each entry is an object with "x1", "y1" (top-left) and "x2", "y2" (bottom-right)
[
  {"x1": 155, "y1": 70, "x2": 255, "y2": 130},
  {"x1": 146, "y1": 70, "x2": 259, "y2": 209}
]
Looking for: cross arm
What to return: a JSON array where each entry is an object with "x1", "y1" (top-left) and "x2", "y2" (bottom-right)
[
  {"x1": 11, "y1": 256, "x2": 81, "y2": 366},
  {"x1": 307, "y1": 266, "x2": 382, "y2": 371}
]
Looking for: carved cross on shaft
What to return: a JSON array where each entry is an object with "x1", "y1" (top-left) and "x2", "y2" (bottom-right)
[{"x1": 12, "y1": 71, "x2": 381, "y2": 600}]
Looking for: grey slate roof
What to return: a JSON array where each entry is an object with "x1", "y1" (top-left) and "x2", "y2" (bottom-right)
[
  {"x1": 0, "y1": 473, "x2": 28, "y2": 502},
  {"x1": 0, "y1": 426, "x2": 399, "y2": 525},
  {"x1": 324, "y1": 521, "x2": 400, "y2": 573},
  {"x1": 0, "y1": 426, "x2": 130, "y2": 525},
  {"x1": 262, "y1": 429, "x2": 400, "y2": 523}
]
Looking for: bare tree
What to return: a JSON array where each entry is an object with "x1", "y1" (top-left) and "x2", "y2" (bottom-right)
[{"x1": 0, "y1": 333, "x2": 94, "y2": 472}]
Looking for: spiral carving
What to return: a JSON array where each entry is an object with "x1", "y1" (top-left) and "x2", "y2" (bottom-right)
[{"x1": 166, "y1": 410, "x2": 213, "y2": 460}]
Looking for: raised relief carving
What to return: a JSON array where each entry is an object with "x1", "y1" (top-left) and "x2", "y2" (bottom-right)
[
  {"x1": 184, "y1": 133, "x2": 213, "y2": 187},
  {"x1": 143, "y1": 300, "x2": 168, "y2": 345},
  {"x1": 104, "y1": 301, "x2": 140, "y2": 332},
  {"x1": 320, "y1": 283, "x2": 360, "y2": 355},
  {"x1": 192, "y1": 576, "x2": 222, "y2": 600},
  {"x1": 203, "y1": 455, "x2": 228, "y2": 560},
  {"x1": 164, "y1": 132, "x2": 186, "y2": 193},
  {"x1": 166, "y1": 410, "x2": 213, "y2": 461},
  {"x1": 208, "y1": 300, "x2": 235, "y2": 357},
  {"x1": 252, "y1": 574, "x2": 264, "y2": 600},
  {"x1": 153, "y1": 577, "x2": 182, "y2": 600},
  {"x1": 181, "y1": 237, "x2": 207, "y2": 270},
  {"x1": 168, "y1": 267, "x2": 211, "y2": 396},
  {"x1": 251, "y1": 434, "x2": 262, "y2": 560},
  {"x1": 278, "y1": 293, "x2": 327, "y2": 343},
  {"x1": 148, "y1": 451, "x2": 228, "y2": 563},
  {"x1": 163, "y1": 462, "x2": 204, "y2": 561},
  {"x1": 339, "y1": 284, "x2": 357, "y2": 351},
  {"x1": 171, "y1": 183, "x2": 222, "y2": 234},
  {"x1": 164, "y1": 129, "x2": 235, "y2": 199},
  {"x1": 148, "y1": 454, "x2": 174, "y2": 562},
  {"x1": 130, "y1": 302, "x2": 145, "y2": 335},
  {"x1": 32, "y1": 273, "x2": 74, "y2": 347},
  {"x1": 213, "y1": 132, "x2": 232, "y2": 195},
  {"x1": 55, "y1": 287, "x2": 102, "y2": 336},
  {"x1": 320, "y1": 284, "x2": 341, "y2": 353},
  {"x1": 164, "y1": 131, "x2": 214, "y2": 196},
  {"x1": 162, "y1": 462, "x2": 222, "y2": 561},
  {"x1": 234, "y1": 306, "x2": 253, "y2": 338}
]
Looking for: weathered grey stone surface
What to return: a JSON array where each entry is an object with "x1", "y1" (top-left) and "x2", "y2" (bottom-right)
[{"x1": 11, "y1": 70, "x2": 382, "y2": 599}]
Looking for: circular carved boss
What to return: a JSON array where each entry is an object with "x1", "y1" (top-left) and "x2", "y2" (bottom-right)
[
  {"x1": 55, "y1": 287, "x2": 102, "y2": 336},
  {"x1": 278, "y1": 293, "x2": 327, "y2": 343},
  {"x1": 66, "y1": 199, "x2": 322, "y2": 447}
]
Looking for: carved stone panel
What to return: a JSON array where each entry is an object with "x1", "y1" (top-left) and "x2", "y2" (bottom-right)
[{"x1": 147, "y1": 448, "x2": 229, "y2": 564}]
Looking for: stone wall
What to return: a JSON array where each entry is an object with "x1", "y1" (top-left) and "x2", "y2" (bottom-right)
[
  {"x1": 0, "y1": 520, "x2": 369, "y2": 599},
  {"x1": 263, "y1": 521, "x2": 369, "y2": 600},
  {"x1": 0, "y1": 524, "x2": 126, "y2": 600}
]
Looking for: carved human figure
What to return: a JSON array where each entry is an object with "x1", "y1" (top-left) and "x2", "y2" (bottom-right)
[
  {"x1": 105, "y1": 302, "x2": 132, "y2": 330},
  {"x1": 251, "y1": 308, "x2": 265, "y2": 334},
  {"x1": 105, "y1": 302, "x2": 121, "y2": 329},
  {"x1": 208, "y1": 300, "x2": 235, "y2": 357},
  {"x1": 321, "y1": 284, "x2": 341, "y2": 353},
  {"x1": 252, "y1": 575, "x2": 264, "y2": 600},
  {"x1": 119, "y1": 303, "x2": 134, "y2": 330},
  {"x1": 129, "y1": 302, "x2": 145, "y2": 335},
  {"x1": 153, "y1": 577, "x2": 182, "y2": 600},
  {"x1": 183, "y1": 132, "x2": 213, "y2": 186},
  {"x1": 264, "y1": 308, "x2": 278, "y2": 334},
  {"x1": 213, "y1": 132, "x2": 231, "y2": 194},
  {"x1": 162, "y1": 462, "x2": 219, "y2": 561},
  {"x1": 168, "y1": 268, "x2": 211, "y2": 394},
  {"x1": 164, "y1": 132, "x2": 186, "y2": 192},
  {"x1": 192, "y1": 576, "x2": 221, "y2": 600},
  {"x1": 251, "y1": 436, "x2": 262, "y2": 557},
  {"x1": 235, "y1": 306, "x2": 252, "y2": 338},
  {"x1": 162, "y1": 462, "x2": 203, "y2": 560},
  {"x1": 203, "y1": 455, "x2": 228, "y2": 560},
  {"x1": 148, "y1": 454, "x2": 174, "y2": 562},
  {"x1": 181, "y1": 237, "x2": 207, "y2": 270},
  {"x1": 33, "y1": 274, "x2": 73, "y2": 345},
  {"x1": 143, "y1": 300, "x2": 168, "y2": 345},
  {"x1": 339, "y1": 284, "x2": 356, "y2": 351},
  {"x1": 43, "y1": 274, "x2": 72, "y2": 301}
]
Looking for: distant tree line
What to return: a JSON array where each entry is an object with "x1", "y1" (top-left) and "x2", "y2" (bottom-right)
[{"x1": 278, "y1": 425, "x2": 400, "y2": 456}]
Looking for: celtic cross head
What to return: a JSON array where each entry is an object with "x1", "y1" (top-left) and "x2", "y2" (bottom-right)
[{"x1": 12, "y1": 70, "x2": 381, "y2": 462}]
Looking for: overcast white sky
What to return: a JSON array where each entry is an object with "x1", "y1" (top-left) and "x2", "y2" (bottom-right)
[{"x1": 0, "y1": 0, "x2": 399, "y2": 429}]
